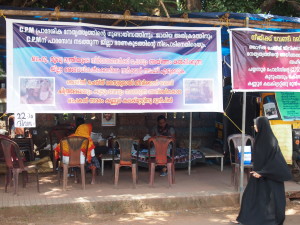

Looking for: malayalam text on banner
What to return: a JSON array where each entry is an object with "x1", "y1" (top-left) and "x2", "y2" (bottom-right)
[
  {"x1": 276, "y1": 92, "x2": 300, "y2": 121},
  {"x1": 229, "y1": 28, "x2": 300, "y2": 92}
]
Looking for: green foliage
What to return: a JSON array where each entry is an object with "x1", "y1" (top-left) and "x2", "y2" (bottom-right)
[
  {"x1": 6, "y1": 0, "x2": 300, "y2": 17},
  {"x1": 200, "y1": 0, "x2": 263, "y2": 14},
  {"x1": 268, "y1": 1, "x2": 300, "y2": 17}
]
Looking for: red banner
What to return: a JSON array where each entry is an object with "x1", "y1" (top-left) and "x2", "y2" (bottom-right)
[{"x1": 230, "y1": 28, "x2": 300, "y2": 92}]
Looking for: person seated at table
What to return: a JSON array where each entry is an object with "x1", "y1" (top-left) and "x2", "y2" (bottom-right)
[
  {"x1": 54, "y1": 117, "x2": 100, "y2": 184},
  {"x1": 151, "y1": 114, "x2": 176, "y2": 176},
  {"x1": 7, "y1": 114, "x2": 32, "y2": 138}
]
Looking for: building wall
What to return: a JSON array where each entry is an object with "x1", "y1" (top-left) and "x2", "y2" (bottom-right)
[{"x1": 28, "y1": 112, "x2": 218, "y2": 150}]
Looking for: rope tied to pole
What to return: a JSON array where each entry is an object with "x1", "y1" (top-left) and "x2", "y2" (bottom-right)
[
  {"x1": 0, "y1": 10, "x2": 6, "y2": 19},
  {"x1": 223, "y1": 112, "x2": 244, "y2": 133},
  {"x1": 262, "y1": 17, "x2": 272, "y2": 29},
  {"x1": 0, "y1": 113, "x2": 7, "y2": 119},
  {"x1": 223, "y1": 91, "x2": 243, "y2": 134},
  {"x1": 54, "y1": 6, "x2": 61, "y2": 21},
  {"x1": 219, "y1": 13, "x2": 231, "y2": 28},
  {"x1": 123, "y1": 10, "x2": 139, "y2": 27}
]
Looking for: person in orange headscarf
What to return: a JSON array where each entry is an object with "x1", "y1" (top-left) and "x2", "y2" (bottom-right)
[{"x1": 54, "y1": 117, "x2": 100, "y2": 184}]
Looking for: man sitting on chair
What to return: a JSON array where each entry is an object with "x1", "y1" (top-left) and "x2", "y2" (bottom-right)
[
  {"x1": 151, "y1": 115, "x2": 176, "y2": 176},
  {"x1": 54, "y1": 117, "x2": 100, "y2": 184}
]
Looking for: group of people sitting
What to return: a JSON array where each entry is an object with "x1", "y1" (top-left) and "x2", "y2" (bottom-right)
[{"x1": 54, "y1": 114, "x2": 175, "y2": 183}]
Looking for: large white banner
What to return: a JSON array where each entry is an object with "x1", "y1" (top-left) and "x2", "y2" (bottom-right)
[{"x1": 7, "y1": 19, "x2": 223, "y2": 113}]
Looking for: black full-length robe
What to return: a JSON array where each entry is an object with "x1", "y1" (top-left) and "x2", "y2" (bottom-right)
[{"x1": 237, "y1": 116, "x2": 292, "y2": 225}]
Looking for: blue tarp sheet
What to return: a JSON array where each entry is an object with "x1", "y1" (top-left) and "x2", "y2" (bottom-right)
[{"x1": 0, "y1": 7, "x2": 299, "y2": 76}]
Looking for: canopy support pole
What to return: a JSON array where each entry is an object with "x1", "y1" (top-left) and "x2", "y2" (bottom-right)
[
  {"x1": 239, "y1": 92, "x2": 246, "y2": 203},
  {"x1": 188, "y1": 112, "x2": 192, "y2": 175},
  {"x1": 239, "y1": 17, "x2": 249, "y2": 204}
]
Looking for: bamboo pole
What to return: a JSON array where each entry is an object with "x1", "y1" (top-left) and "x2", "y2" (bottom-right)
[
  {"x1": 1, "y1": 9, "x2": 300, "y2": 29},
  {"x1": 159, "y1": 0, "x2": 170, "y2": 18}
]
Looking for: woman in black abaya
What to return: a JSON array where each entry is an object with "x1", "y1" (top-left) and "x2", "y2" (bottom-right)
[{"x1": 235, "y1": 116, "x2": 292, "y2": 225}]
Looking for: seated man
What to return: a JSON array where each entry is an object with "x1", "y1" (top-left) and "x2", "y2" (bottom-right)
[
  {"x1": 151, "y1": 115, "x2": 176, "y2": 176},
  {"x1": 8, "y1": 114, "x2": 23, "y2": 138},
  {"x1": 54, "y1": 117, "x2": 100, "y2": 184}
]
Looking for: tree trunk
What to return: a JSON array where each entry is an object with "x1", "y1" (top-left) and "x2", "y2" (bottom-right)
[
  {"x1": 287, "y1": 0, "x2": 300, "y2": 12},
  {"x1": 187, "y1": 0, "x2": 202, "y2": 11},
  {"x1": 12, "y1": 0, "x2": 24, "y2": 7},
  {"x1": 260, "y1": 0, "x2": 278, "y2": 13}
]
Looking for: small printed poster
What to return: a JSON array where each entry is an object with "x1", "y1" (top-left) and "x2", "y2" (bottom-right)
[
  {"x1": 263, "y1": 103, "x2": 279, "y2": 119},
  {"x1": 101, "y1": 113, "x2": 116, "y2": 126},
  {"x1": 271, "y1": 124, "x2": 293, "y2": 164},
  {"x1": 276, "y1": 92, "x2": 300, "y2": 121}
]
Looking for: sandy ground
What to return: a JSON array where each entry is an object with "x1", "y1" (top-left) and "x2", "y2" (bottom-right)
[
  {"x1": 0, "y1": 200, "x2": 300, "y2": 225},
  {"x1": 0, "y1": 163, "x2": 299, "y2": 225}
]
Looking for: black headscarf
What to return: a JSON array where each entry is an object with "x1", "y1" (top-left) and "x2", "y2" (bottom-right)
[{"x1": 253, "y1": 116, "x2": 291, "y2": 182}]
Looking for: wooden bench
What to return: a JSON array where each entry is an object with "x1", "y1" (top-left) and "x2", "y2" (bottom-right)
[{"x1": 199, "y1": 147, "x2": 224, "y2": 171}]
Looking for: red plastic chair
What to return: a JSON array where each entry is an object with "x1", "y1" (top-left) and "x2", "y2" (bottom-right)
[
  {"x1": 148, "y1": 136, "x2": 175, "y2": 187},
  {"x1": 227, "y1": 134, "x2": 254, "y2": 190},
  {"x1": 49, "y1": 126, "x2": 74, "y2": 172},
  {"x1": 113, "y1": 137, "x2": 138, "y2": 188},
  {"x1": 11, "y1": 137, "x2": 35, "y2": 162},
  {"x1": 0, "y1": 135, "x2": 39, "y2": 195},
  {"x1": 58, "y1": 136, "x2": 89, "y2": 191}
]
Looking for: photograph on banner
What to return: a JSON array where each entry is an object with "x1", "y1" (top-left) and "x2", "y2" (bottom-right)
[
  {"x1": 20, "y1": 77, "x2": 55, "y2": 105},
  {"x1": 101, "y1": 113, "x2": 116, "y2": 126},
  {"x1": 229, "y1": 28, "x2": 300, "y2": 92},
  {"x1": 183, "y1": 79, "x2": 213, "y2": 104},
  {"x1": 6, "y1": 19, "x2": 223, "y2": 113}
]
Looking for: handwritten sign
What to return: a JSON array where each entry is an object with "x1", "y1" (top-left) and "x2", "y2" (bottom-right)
[
  {"x1": 14, "y1": 112, "x2": 36, "y2": 128},
  {"x1": 271, "y1": 124, "x2": 293, "y2": 164}
]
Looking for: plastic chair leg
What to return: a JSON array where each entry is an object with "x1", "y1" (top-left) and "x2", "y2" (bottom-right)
[
  {"x1": 52, "y1": 152, "x2": 57, "y2": 173},
  {"x1": 171, "y1": 164, "x2": 175, "y2": 184},
  {"x1": 22, "y1": 171, "x2": 27, "y2": 188},
  {"x1": 57, "y1": 166, "x2": 61, "y2": 185},
  {"x1": 231, "y1": 165, "x2": 235, "y2": 186},
  {"x1": 136, "y1": 162, "x2": 139, "y2": 184},
  {"x1": 114, "y1": 163, "x2": 120, "y2": 187},
  {"x1": 13, "y1": 170, "x2": 20, "y2": 195},
  {"x1": 36, "y1": 168, "x2": 40, "y2": 192},
  {"x1": 234, "y1": 166, "x2": 240, "y2": 191},
  {"x1": 132, "y1": 164, "x2": 137, "y2": 188},
  {"x1": 149, "y1": 162, "x2": 155, "y2": 186},
  {"x1": 62, "y1": 164, "x2": 68, "y2": 191},
  {"x1": 5, "y1": 168, "x2": 11, "y2": 192},
  {"x1": 80, "y1": 164, "x2": 85, "y2": 190},
  {"x1": 167, "y1": 163, "x2": 172, "y2": 187}
]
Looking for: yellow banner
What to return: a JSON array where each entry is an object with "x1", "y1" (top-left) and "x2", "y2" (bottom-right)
[{"x1": 271, "y1": 124, "x2": 293, "y2": 164}]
